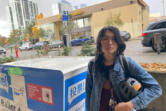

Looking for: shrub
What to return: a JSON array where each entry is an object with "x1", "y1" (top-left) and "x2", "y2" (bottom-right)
[{"x1": 80, "y1": 42, "x2": 95, "y2": 56}]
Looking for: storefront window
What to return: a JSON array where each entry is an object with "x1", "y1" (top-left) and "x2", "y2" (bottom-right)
[
  {"x1": 77, "y1": 18, "x2": 84, "y2": 28},
  {"x1": 38, "y1": 23, "x2": 55, "y2": 41},
  {"x1": 84, "y1": 17, "x2": 90, "y2": 27}
]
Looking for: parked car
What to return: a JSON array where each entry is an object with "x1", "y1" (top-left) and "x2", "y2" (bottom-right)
[
  {"x1": 120, "y1": 31, "x2": 131, "y2": 41},
  {"x1": 0, "y1": 47, "x2": 6, "y2": 55},
  {"x1": 33, "y1": 41, "x2": 49, "y2": 49},
  {"x1": 71, "y1": 36, "x2": 94, "y2": 46},
  {"x1": 141, "y1": 19, "x2": 166, "y2": 52},
  {"x1": 19, "y1": 42, "x2": 33, "y2": 51},
  {"x1": 48, "y1": 40, "x2": 64, "y2": 48}
]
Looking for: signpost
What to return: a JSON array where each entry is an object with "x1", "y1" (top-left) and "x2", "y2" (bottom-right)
[{"x1": 62, "y1": 11, "x2": 71, "y2": 48}]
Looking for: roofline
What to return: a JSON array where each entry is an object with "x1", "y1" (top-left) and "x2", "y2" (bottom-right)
[
  {"x1": 137, "y1": 0, "x2": 147, "y2": 7},
  {"x1": 38, "y1": 0, "x2": 148, "y2": 25}
]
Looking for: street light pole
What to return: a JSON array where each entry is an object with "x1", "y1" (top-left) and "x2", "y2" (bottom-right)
[{"x1": 162, "y1": 0, "x2": 165, "y2": 16}]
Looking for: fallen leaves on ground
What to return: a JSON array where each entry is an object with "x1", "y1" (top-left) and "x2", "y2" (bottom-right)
[{"x1": 139, "y1": 63, "x2": 166, "y2": 72}]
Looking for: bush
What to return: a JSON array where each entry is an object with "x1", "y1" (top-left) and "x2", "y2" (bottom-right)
[
  {"x1": 36, "y1": 49, "x2": 43, "y2": 57},
  {"x1": 80, "y1": 42, "x2": 95, "y2": 56},
  {"x1": 0, "y1": 56, "x2": 15, "y2": 64},
  {"x1": 36, "y1": 45, "x2": 52, "y2": 56},
  {"x1": 62, "y1": 46, "x2": 71, "y2": 56}
]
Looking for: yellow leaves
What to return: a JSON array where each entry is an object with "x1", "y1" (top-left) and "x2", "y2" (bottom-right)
[
  {"x1": 26, "y1": 34, "x2": 30, "y2": 40},
  {"x1": 37, "y1": 13, "x2": 44, "y2": 20},
  {"x1": 140, "y1": 63, "x2": 166, "y2": 72},
  {"x1": 32, "y1": 26, "x2": 38, "y2": 38},
  {"x1": 58, "y1": 14, "x2": 62, "y2": 19},
  {"x1": 36, "y1": 13, "x2": 44, "y2": 26},
  {"x1": 0, "y1": 37, "x2": 8, "y2": 45}
]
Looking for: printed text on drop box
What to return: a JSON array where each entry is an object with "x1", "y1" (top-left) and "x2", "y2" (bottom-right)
[
  {"x1": 68, "y1": 79, "x2": 86, "y2": 104},
  {"x1": 69, "y1": 99, "x2": 85, "y2": 111}
]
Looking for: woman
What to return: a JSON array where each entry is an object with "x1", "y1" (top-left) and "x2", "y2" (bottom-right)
[{"x1": 86, "y1": 26, "x2": 162, "y2": 111}]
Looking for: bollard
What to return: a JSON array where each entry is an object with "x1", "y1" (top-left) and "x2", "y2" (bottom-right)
[
  {"x1": 153, "y1": 33, "x2": 162, "y2": 54},
  {"x1": 44, "y1": 44, "x2": 48, "y2": 55},
  {"x1": 15, "y1": 45, "x2": 19, "y2": 58}
]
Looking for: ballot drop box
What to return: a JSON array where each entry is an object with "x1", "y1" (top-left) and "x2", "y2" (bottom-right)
[{"x1": 0, "y1": 57, "x2": 92, "y2": 111}]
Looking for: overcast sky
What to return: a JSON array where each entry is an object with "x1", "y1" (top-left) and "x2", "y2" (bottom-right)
[{"x1": 0, "y1": 0, "x2": 163, "y2": 37}]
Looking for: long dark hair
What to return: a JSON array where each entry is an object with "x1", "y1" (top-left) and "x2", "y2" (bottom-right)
[{"x1": 94, "y1": 26, "x2": 126, "y2": 70}]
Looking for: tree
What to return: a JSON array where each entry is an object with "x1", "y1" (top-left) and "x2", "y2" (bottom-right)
[
  {"x1": 79, "y1": 42, "x2": 95, "y2": 56},
  {"x1": 0, "y1": 37, "x2": 8, "y2": 46},
  {"x1": 8, "y1": 29, "x2": 22, "y2": 45},
  {"x1": 24, "y1": 22, "x2": 45, "y2": 43},
  {"x1": 24, "y1": 22, "x2": 35, "y2": 43},
  {"x1": 59, "y1": 19, "x2": 74, "y2": 38},
  {"x1": 38, "y1": 28, "x2": 45, "y2": 38},
  {"x1": 105, "y1": 13, "x2": 124, "y2": 28},
  {"x1": 59, "y1": 18, "x2": 75, "y2": 47}
]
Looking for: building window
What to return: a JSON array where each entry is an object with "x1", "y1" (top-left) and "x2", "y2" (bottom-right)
[
  {"x1": 84, "y1": 17, "x2": 90, "y2": 27},
  {"x1": 73, "y1": 20, "x2": 78, "y2": 28},
  {"x1": 77, "y1": 18, "x2": 84, "y2": 28}
]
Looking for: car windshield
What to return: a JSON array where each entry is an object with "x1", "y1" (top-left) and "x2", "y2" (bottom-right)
[
  {"x1": 54, "y1": 40, "x2": 61, "y2": 43},
  {"x1": 0, "y1": 47, "x2": 3, "y2": 49},
  {"x1": 36, "y1": 42, "x2": 43, "y2": 45},
  {"x1": 0, "y1": 47, "x2": 5, "y2": 50},
  {"x1": 120, "y1": 31, "x2": 126, "y2": 36}
]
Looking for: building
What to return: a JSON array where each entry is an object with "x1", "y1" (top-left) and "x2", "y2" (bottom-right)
[
  {"x1": 150, "y1": 16, "x2": 166, "y2": 23},
  {"x1": 52, "y1": 0, "x2": 72, "y2": 15},
  {"x1": 37, "y1": 0, "x2": 149, "y2": 42},
  {"x1": 8, "y1": 0, "x2": 38, "y2": 31},
  {"x1": 80, "y1": 4, "x2": 87, "y2": 8}
]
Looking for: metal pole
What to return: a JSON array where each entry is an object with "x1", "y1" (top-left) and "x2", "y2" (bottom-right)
[
  {"x1": 154, "y1": 33, "x2": 162, "y2": 54},
  {"x1": 162, "y1": 0, "x2": 165, "y2": 16}
]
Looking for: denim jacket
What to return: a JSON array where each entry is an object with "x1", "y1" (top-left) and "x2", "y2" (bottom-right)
[{"x1": 86, "y1": 56, "x2": 162, "y2": 111}]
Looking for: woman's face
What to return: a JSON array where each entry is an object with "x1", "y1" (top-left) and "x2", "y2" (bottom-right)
[{"x1": 101, "y1": 30, "x2": 118, "y2": 56}]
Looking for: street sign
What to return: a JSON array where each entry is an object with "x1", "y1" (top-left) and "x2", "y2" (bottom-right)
[
  {"x1": 62, "y1": 15, "x2": 68, "y2": 21},
  {"x1": 62, "y1": 11, "x2": 68, "y2": 21}
]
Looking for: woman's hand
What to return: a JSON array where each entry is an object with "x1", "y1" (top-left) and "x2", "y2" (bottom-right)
[{"x1": 114, "y1": 101, "x2": 134, "y2": 111}]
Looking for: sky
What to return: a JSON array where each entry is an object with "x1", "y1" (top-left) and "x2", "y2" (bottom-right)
[{"x1": 0, "y1": 0, "x2": 163, "y2": 37}]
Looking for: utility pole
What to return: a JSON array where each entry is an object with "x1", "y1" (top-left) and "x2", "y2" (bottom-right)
[
  {"x1": 162, "y1": 0, "x2": 165, "y2": 16},
  {"x1": 62, "y1": 11, "x2": 71, "y2": 48}
]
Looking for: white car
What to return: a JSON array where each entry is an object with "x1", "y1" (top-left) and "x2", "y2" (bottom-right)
[
  {"x1": 19, "y1": 42, "x2": 33, "y2": 51},
  {"x1": 48, "y1": 40, "x2": 64, "y2": 48},
  {"x1": 0, "y1": 47, "x2": 6, "y2": 54}
]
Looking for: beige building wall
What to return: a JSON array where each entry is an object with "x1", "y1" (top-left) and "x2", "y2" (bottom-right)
[
  {"x1": 91, "y1": 3, "x2": 149, "y2": 41},
  {"x1": 54, "y1": 22, "x2": 61, "y2": 40},
  {"x1": 142, "y1": 7, "x2": 149, "y2": 30}
]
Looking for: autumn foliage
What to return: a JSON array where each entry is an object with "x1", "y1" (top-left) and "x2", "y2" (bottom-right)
[{"x1": 140, "y1": 63, "x2": 166, "y2": 72}]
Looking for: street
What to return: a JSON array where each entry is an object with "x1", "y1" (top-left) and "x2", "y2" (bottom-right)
[
  {"x1": 1, "y1": 39, "x2": 166, "y2": 64},
  {"x1": 124, "y1": 39, "x2": 166, "y2": 63}
]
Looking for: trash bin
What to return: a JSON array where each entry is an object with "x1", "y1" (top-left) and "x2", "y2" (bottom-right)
[{"x1": 0, "y1": 57, "x2": 92, "y2": 111}]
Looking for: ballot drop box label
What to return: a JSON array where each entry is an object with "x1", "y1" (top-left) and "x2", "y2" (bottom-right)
[
  {"x1": 65, "y1": 71, "x2": 87, "y2": 111},
  {"x1": 0, "y1": 65, "x2": 64, "y2": 111}
]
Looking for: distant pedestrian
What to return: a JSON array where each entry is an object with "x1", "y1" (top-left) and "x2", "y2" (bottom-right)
[{"x1": 15, "y1": 45, "x2": 19, "y2": 58}]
